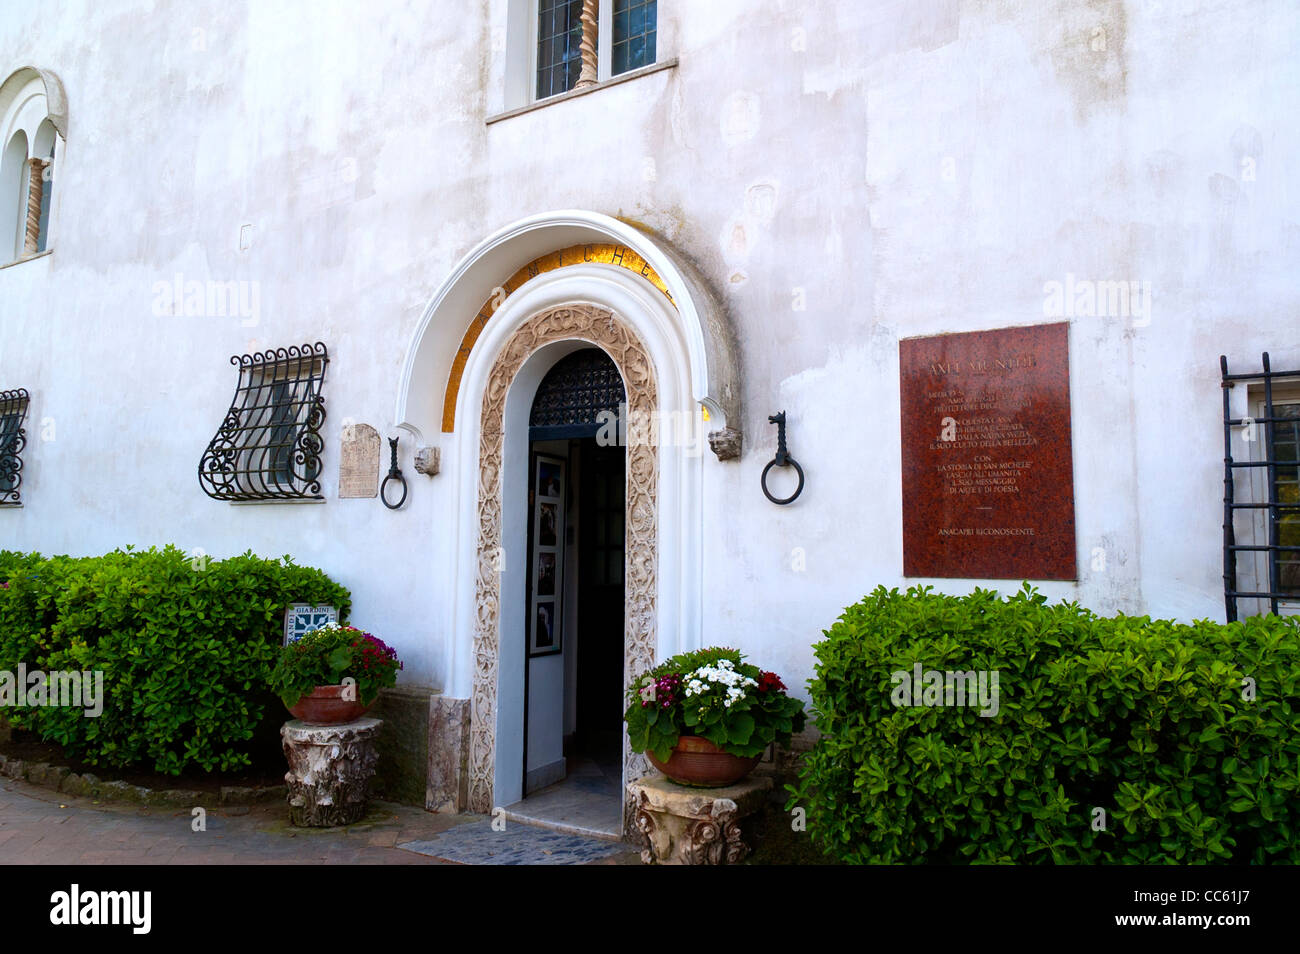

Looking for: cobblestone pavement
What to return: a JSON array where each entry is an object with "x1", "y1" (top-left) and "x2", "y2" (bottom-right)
[{"x1": 0, "y1": 776, "x2": 640, "y2": 865}]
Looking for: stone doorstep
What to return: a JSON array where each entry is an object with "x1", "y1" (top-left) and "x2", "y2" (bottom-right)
[
  {"x1": 501, "y1": 808, "x2": 625, "y2": 844},
  {"x1": 0, "y1": 752, "x2": 286, "y2": 807}
]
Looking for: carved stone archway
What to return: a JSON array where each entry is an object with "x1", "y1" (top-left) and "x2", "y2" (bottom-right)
[{"x1": 469, "y1": 304, "x2": 658, "y2": 828}]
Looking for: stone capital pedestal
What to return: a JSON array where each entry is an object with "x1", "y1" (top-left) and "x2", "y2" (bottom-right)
[
  {"x1": 281, "y1": 718, "x2": 383, "y2": 827},
  {"x1": 629, "y1": 773, "x2": 772, "y2": 865}
]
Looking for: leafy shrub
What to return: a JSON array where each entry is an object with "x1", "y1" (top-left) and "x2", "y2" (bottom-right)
[
  {"x1": 625, "y1": 647, "x2": 806, "y2": 760},
  {"x1": 787, "y1": 584, "x2": 1300, "y2": 864},
  {"x1": 0, "y1": 549, "x2": 44, "y2": 581},
  {"x1": 0, "y1": 546, "x2": 350, "y2": 774},
  {"x1": 269, "y1": 622, "x2": 402, "y2": 707}
]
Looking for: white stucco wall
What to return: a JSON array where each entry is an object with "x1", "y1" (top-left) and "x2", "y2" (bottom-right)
[{"x1": 1, "y1": 0, "x2": 1296, "y2": 710}]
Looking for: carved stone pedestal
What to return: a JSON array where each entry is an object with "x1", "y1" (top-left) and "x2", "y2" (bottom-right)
[
  {"x1": 281, "y1": 718, "x2": 382, "y2": 827},
  {"x1": 629, "y1": 773, "x2": 772, "y2": 865}
]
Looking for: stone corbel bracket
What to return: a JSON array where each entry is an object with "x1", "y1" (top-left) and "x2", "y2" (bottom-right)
[{"x1": 414, "y1": 446, "x2": 440, "y2": 476}]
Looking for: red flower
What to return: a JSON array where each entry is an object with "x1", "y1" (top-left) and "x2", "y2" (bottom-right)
[{"x1": 758, "y1": 671, "x2": 786, "y2": 693}]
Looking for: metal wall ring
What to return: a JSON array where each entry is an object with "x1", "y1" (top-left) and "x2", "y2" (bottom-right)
[
  {"x1": 761, "y1": 457, "x2": 804, "y2": 505},
  {"x1": 380, "y1": 473, "x2": 408, "y2": 510}
]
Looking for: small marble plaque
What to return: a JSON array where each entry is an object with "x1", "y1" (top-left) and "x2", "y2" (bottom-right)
[{"x1": 339, "y1": 422, "x2": 380, "y2": 498}]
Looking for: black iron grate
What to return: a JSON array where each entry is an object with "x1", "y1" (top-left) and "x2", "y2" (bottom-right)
[
  {"x1": 198, "y1": 343, "x2": 329, "y2": 501},
  {"x1": 529, "y1": 347, "x2": 625, "y2": 440},
  {"x1": 0, "y1": 388, "x2": 30, "y2": 505},
  {"x1": 1220, "y1": 352, "x2": 1300, "y2": 620}
]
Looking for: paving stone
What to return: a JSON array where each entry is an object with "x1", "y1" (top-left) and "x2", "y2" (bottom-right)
[
  {"x1": 0, "y1": 775, "x2": 634, "y2": 865},
  {"x1": 398, "y1": 820, "x2": 628, "y2": 865}
]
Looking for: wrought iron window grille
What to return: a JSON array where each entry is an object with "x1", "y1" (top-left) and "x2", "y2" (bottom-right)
[
  {"x1": 528, "y1": 347, "x2": 626, "y2": 441},
  {"x1": 1220, "y1": 352, "x2": 1300, "y2": 620},
  {"x1": 198, "y1": 343, "x2": 329, "y2": 501},
  {"x1": 0, "y1": 388, "x2": 30, "y2": 505}
]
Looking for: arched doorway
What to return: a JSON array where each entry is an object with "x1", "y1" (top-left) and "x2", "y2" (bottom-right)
[
  {"x1": 395, "y1": 212, "x2": 746, "y2": 837},
  {"x1": 471, "y1": 304, "x2": 659, "y2": 835},
  {"x1": 508, "y1": 347, "x2": 628, "y2": 834}
]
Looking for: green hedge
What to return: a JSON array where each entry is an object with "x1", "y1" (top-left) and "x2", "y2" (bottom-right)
[
  {"x1": 0, "y1": 546, "x2": 350, "y2": 774},
  {"x1": 788, "y1": 585, "x2": 1300, "y2": 864}
]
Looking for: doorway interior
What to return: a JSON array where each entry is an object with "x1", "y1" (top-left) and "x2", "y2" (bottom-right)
[{"x1": 505, "y1": 347, "x2": 626, "y2": 839}]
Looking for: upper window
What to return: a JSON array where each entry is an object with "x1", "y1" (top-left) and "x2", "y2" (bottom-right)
[
  {"x1": 0, "y1": 387, "x2": 30, "y2": 505},
  {"x1": 198, "y1": 343, "x2": 329, "y2": 502},
  {"x1": 532, "y1": 0, "x2": 658, "y2": 101},
  {"x1": 536, "y1": 0, "x2": 584, "y2": 99},
  {"x1": 0, "y1": 69, "x2": 63, "y2": 263},
  {"x1": 611, "y1": 0, "x2": 657, "y2": 76}
]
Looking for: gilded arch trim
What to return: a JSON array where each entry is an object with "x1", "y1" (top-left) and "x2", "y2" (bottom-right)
[{"x1": 443, "y1": 244, "x2": 674, "y2": 433}]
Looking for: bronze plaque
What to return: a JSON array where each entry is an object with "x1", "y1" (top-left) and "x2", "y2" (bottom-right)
[{"x1": 900, "y1": 323, "x2": 1077, "y2": 580}]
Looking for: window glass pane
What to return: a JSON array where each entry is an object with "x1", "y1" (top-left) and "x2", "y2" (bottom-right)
[
  {"x1": 538, "y1": 36, "x2": 553, "y2": 75},
  {"x1": 537, "y1": 0, "x2": 584, "y2": 99},
  {"x1": 1270, "y1": 405, "x2": 1300, "y2": 595},
  {"x1": 0, "y1": 413, "x2": 16, "y2": 492},
  {"x1": 269, "y1": 382, "x2": 295, "y2": 485},
  {"x1": 612, "y1": 0, "x2": 656, "y2": 75},
  {"x1": 37, "y1": 158, "x2": 51, "y2": 253}
]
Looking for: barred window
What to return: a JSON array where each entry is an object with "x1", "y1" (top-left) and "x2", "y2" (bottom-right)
[
  {"x1": 0, "y1": 388, "x2": 29, "y2": 505},
  {"x1": 198, "y1": 343, "x2": 329, "y2": 501},
  {"x1": 1221, "y1": 353, "x2": 1300, "y2": 619}
]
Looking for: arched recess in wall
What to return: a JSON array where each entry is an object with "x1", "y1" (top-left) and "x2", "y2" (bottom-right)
[
  {"x1": 0, "y1": 67, "x2": 68, "y2": 262},
  {"x1": 395, "y1": 211, "x2": 742, "y2": 452}
]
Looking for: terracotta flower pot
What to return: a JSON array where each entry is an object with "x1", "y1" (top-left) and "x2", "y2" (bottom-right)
[
  {"x1": 646, "y1": 735, "x2": 761, "y2": 787},
  {"x1": 287, "y1": 685, "x2": 370, "y2": 725}
]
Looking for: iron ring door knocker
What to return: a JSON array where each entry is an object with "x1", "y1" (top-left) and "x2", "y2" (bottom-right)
[
  {"x1": 380, "y1": 437, "x2": 408, "y2": 510},
  {"x1": 761, "y1": 411, "x2": 804, "y2": 505}
]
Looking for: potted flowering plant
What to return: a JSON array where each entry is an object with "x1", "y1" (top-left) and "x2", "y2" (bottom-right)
[
  {"x1": 625, "y1": 647, "x2": 806, "y2": 787},
  {"x1": 269, "y1": 622, "x2": 403, "y2": 725}
]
